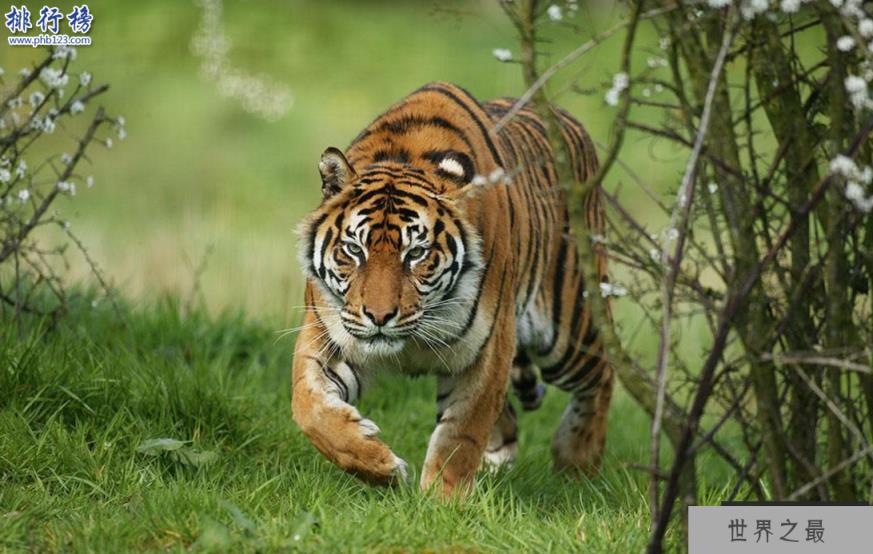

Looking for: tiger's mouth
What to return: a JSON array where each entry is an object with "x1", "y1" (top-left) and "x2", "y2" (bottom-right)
[{"x1": 354, "y1": 332, "x2": 406, "y2": 356}]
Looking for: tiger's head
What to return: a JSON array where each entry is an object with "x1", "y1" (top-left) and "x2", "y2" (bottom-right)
[{"x1": 298, "y1": 147, "x2": 484, "y2": 359}]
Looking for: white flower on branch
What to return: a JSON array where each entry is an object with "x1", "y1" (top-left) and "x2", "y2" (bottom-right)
[
  {"x1": 780, "y1": 0, "x2": 802, "y2": 12},
  {"x1": 708, "y1": 181, "x2": 719, "y2": 193},
  {"x1": 86, "y1": 176, "x2": 94, "y2": 188},
  {"x1": 830, "y1": 154, "x2": 857, "y2": 176},
  {"x1": 40, "y1": 67, "x2": 69, "y2": 90},
  {"x1": 665, "y1": 227, "x2": 679, "y2": 241},
  {"x1": 605, "y1": 72, "x2": 629, "y2": 106},
  {"x1": 16, "y1": 160, "x2": 26, "y2": 179},
  {"x1": 105, "y1": 138, "x2": 113, "y2": 149},
  {"x1": 599, "y1": 282, "x2": 628, "y2": 298},
  {"x1": 845, "y1": 182, "x2": 873, "y2": 212},
  {"x1": 707, "y1": 0, "x2": 731, "y2": 8},
  {"x1": 57, "y1": 180, "x2": 76, "y2": 195},
  {"x1": 60, "y1": 152, "x2": 72, "y2": 165},
  {"x1": 28, "y1": 91, "x2": 44, "y2": 108},
  {"x1": 844, "y1": 75, "x2": 872, "y2": 109},
  {"x1": 17, "y1": 189, "x2": 29, "y2": 203},
  {"x1": 79, "y1": 72, "x2": 92, "y2": 87},
  {"x1": 590, "y1": 234, "x2": 608, "y2": 245},
  {"x1": 70, "y1": 100, "x2": 85, "y2": 114},
  {"x1": 52, "y1": 45, "x2": 76, "y2": 60},
  {"x1": 837, "y1": 35, "x2": 856, "y2": 51},
  {"x1": 492, "y1": 48, "x2": 513, "y2": 62},
  {"x1": 740, "y1": 0, "x2": 769, "y2": 20},
  {"x1": 547, "y1": 4, "x2": 562, "y2": 21},
  {"x1": 19, "y1": 68, "x2": 30, "y2": 78},
  {"x1": 0, "y1": 168, "x2": 11, "y2": 184},
  {"x1": 650, "y1": 248, "x2": 661, "y2": 262}
]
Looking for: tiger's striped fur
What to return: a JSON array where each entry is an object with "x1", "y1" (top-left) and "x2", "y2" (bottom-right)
[{"x1": 292, "y1": 82, "x2": 612, "y2": 496}]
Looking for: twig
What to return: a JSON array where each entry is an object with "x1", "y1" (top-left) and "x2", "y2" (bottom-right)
[{"x1": 650, "y1": 13, "x2": 735, "y2": 530}]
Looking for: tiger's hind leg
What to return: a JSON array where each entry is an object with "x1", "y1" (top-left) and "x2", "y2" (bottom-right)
[
  {"x1": 538, "y1": 312, "x2": 614, "y2": 474},
  {"x1": 482, "y1": 397, "x2": 518, "y2": 470},
  {"x1": 551, "y1": 363, "x2": 613, "y2": 474}
]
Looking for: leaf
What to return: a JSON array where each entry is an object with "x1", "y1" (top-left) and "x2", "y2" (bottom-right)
[
  {"x1": 136, "y1": 438, "x2": 189, "y2": 455},
  {"x1": 172, "y1": 447, "x2": 218, "y2": 468}
]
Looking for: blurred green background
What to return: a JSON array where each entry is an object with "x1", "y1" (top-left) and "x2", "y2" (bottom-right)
[{"x1": 3, "y1": 0, "x2": 683, "y2": 326}]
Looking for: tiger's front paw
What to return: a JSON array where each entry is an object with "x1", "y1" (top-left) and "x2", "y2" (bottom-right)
[{"x1": 295, "y1": 407, "x2": 408, "y2": 485}]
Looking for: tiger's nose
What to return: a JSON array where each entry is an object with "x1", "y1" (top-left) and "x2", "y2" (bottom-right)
[{"x1": 362, "y1": 306, "x2": 398, "y2": 326}]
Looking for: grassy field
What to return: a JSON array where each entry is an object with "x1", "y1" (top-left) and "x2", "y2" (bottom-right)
[{"x1": 0, "y1": 295, "x2": 715, "y2": 552}]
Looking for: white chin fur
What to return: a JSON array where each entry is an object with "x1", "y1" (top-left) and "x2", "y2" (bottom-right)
[{"x1": 359, "y1": 337, "x2": 405, "y2": 358}]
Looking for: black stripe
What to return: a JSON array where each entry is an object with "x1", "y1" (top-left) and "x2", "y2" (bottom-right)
[{"x1": 421, "y1": 84, "x2": 503, "y2": 166}]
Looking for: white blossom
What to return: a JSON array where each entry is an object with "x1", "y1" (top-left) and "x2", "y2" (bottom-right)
[
  {"x1": 708, "y1": 182, "x2": 719, "y2": 194},
  {"x1": 17, "y1": 189, "x2": 29, "y2": 202},
  {"x1": 15, "y1": 160, "x2": 26, "y2": 178},
  {"x1": 780, "y1": 0, "x2": 802, "y2": 12},
  {"x1": 117, "y1": 127, "x2": 127, "y2": 140},
  {"x1": 837, "y1": 35, "x2": 855, "y2": 51},
  {"x1": 42, "y1": 117, "x2": 56, "y2": 134},
  {"x1": 105, "y1": 138, "x2": 113, "y2": 149},
  {"x1": 650, "y1": 248, "x2": 661, "y2": 262},
  {"x1": 665, "y1": 228, "x2": 679, "y2": 241},
  {"x1": 19, "y1": 68, "x2": 30, "y2": 78},
  {"x1": 707, "y1": 0, "x2": 732, "y2": 8},
  {"x1": 860, "y1": 19, "x2": 873, "y2": 38},
  {"x1": 60, "y1": 152, "x2": 72, "y2": 165},
  {"x1": 53, "y1": 45, "x2": 77, "y2": 60},
  {"x1": 844, "y1": 75, "x2": 872, "y2": 109},
  {"x1": 605, "y1": 72, "x2": 629, "y2": 106},
  {"x1": 590, "y1": 234, "x2": 608, "y2": 245},
  {"x1": 40, "y1": 67, "x2": 69, "y2": 90},
  {"x1": 740, "y1": 0, "x2": 769, "y2": 19},
  {"x1": 488, "y1": 168, "x2": 506, "y2": 183},
  {"x1": 70, "y1": 100, "x2": 85, "y2": 114},
  {"x1": 547, "y1": 4, "x2": 562, "y2": 21},
  {"x1": 57, "y1": 181, "x2": 76, "y2": 196},
  {"x1": 0, "y1": 168, "x2": 10, "y2": 184},
  {"x1": 659, "y1": 37, "x2": 670, "y2": 50},
  {"x1": 79, "y1": 72, "x2": 92, "y2": 87},
  {"x1": 599, "y1": 282, "x2": 628, "y2": 298},
  {"x1": 492, "y1": 48, "x2": 512, "y2": 62},
  {"x1": 830, "y1": 154, "x2": 856, "y2": 176},
  {"x1": 86, "y1": 175, "x2": 94, "y2": 188},
  {"x1": 845, "y1": 182, "x2": 873, "y2": 212},
  {"x1": 28, "y1": 91, "x2": 44, "y2": 108}
]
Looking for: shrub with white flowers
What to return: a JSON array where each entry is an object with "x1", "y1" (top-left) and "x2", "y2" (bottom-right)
[
  {"x1": 1, "y1": 46, "x2": 120, "y2": 318},
  {"x1": 496, "y1": 0, "x2": 873, "y2": 549}
]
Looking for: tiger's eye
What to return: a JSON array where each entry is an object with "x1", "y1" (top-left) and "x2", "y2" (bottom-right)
[
  {"x1": 346, "y1": 243, "x2": 363, "y2": 256},
  {"x1": 406, "y1": 246, "x2": 426, "y2": 261}
]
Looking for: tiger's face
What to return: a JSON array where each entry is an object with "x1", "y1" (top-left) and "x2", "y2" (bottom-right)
[{"x1": 299, "y1": 148, "x2": 482, "y2": 359}]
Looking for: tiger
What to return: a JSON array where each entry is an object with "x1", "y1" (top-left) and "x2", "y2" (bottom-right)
[{"x1": 292, "y1": 82, "x2": 613, "y2": 497}]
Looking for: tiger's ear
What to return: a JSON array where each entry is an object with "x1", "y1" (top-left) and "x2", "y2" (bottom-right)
[{"x1": 318, "y1": 147, "x2": 356, "y2": 199}]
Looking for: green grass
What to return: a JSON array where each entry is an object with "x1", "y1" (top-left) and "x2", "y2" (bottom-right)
[{"x1": 0, "y1": 296, "x2": 697, "y2": 552}]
